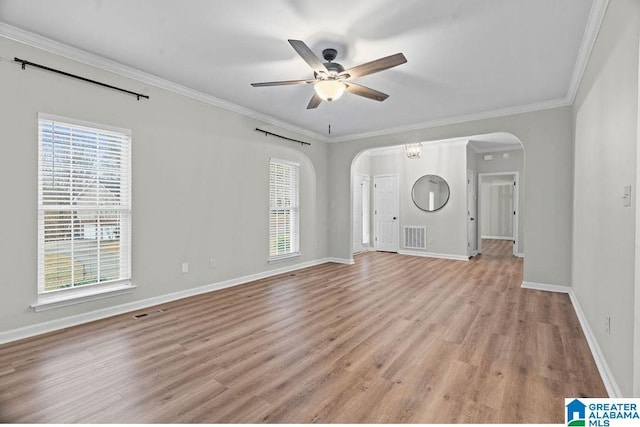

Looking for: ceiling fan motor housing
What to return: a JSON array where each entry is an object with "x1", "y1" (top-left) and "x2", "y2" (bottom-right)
[
  {"x1": 320, "y1": 48, "x2": 345, "y2": 76},
  {"x1": 322, "y1": 62, "x2": 345, "y2": 75},
  {"x1": 322, "y1": 48, "x2": 338, "y2": 61}
]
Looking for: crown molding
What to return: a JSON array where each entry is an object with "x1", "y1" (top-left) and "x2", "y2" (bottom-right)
[
  {"x1": 328, "y1": 96, "x2": 572, "y2": 143},
  {"x1": 0, "y1": 0, "x2": 608, "y2": 144},
  {"x1": 318, "y1": 0, "x2": 610, "y2": 144},
  {"x1": 365, "y1": 137, "x2": 470, "y2": 157},
  {"x1": 0, "y1": 22, "x2": 330, "y2": 143},
  {"x1": 566, "y1": 0, "x2": 610, "y2": 104}
]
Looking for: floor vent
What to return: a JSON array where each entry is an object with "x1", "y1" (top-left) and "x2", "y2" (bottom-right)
[
  {"x1": 133, "y1": 309, "x2": 165, "y2": 320},
  {"x1": 404, "y1": 226, "x2": 427, "y2": 249}
]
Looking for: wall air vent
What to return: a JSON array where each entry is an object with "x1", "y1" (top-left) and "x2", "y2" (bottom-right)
[{"x1": 404, "y1": 226, "x2": 427, "y2": 249}]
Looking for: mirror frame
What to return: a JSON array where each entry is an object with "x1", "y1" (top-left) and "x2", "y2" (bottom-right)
[{"x1": 411, "y1": 174, "x2": 450, "y2": 212}]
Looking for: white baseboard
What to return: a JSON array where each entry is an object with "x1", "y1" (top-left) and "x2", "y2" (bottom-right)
[
  {"x1": 567, "y1": 289, "x2": 622, "y2": 398},
  {"x1": 0, "y1": 257, "x2": 338, "y2": 345},
  {"x1": 398, "y1": 250, "x2": 469, "y2": 261},
  {"x1": 353, "y1": 246, "x2": 374, "y2": 255},
  {"x1": 521, "y1": 281, "x2": 571, "y2": 293},
  {"x1": 520, "y1": 281, "x2": 622, "y2": 397},
  {"x1": 516, "y1": 252, "x2": 525, "y2": 258},
  {"x1": 327, "y1": 257, "x2": 355, "y2": 265}
]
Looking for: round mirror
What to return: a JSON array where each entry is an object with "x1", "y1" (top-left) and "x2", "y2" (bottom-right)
[{"x1": 412, "y1": 175, "x2": 450, "y2": 212}]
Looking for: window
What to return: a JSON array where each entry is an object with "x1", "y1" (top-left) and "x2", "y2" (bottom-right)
[
  {"x1": 36, "y1": 114, "x2": 132, "y2": 307},
  {"x1": 269, "y1": 159, "x2": 299, "y2": 261}
]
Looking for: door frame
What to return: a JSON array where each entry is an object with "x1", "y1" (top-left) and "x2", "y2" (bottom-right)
[
  {"x1": 467, "y1": 170, "x2": 478, "y2": 257},
  {"x1": 477, "y1": 171, "x2": 520, "y2": 256},
  {"x1": 362, "y1": 175, "x2": 371, "y2": 249},
  {"x1": 352, "y1": 173, "x2": 370, "y2": 254},
  {"x1": 634, "y1": 39, "x2": 640, "y2": 397},
  {"x1": 373, "y1": 174, "x2": 400, "y2": 252}
]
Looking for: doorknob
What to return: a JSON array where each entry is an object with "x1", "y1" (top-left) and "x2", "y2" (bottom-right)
[
  {"x1": 393, "y1": 217, "x2": 397, "y2": 220},
  {"x1": 470, "y1": 218, "x2": 475, "y2": 221}
]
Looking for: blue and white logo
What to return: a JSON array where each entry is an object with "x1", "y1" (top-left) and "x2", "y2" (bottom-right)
[
  {"x1": 567, "y1": 399, "x2": 587, "y2": 426},
  {"x1": 565, "y1": 398, "x2": 640, "y2": 427}
]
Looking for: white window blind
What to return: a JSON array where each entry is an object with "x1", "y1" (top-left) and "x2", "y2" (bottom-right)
[
  {"x1": 38, "y1": 114, "x2": 131, "y2": 295},
  {"x1": 269, "y1": 159, "x2": 299, "y2": 261}
]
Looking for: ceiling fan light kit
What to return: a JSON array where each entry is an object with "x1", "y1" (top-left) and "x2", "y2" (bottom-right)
[
  {"x1": 251, "y1": 39, "x2": 407, "y2": 109},
  {"x1": 314, "y1": 80, "x2": 346, "y2": 101}
]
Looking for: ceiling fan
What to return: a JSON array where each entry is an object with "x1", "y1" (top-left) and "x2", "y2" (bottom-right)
[{"x1": 251, "y1": 39, "x2": 407, "y2": 109}]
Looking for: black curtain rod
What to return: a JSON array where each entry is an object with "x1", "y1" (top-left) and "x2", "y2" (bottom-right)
[
  {"x1": 255, "y1": 128, "x2": 311, "y2": 146},
  {"x1": 14, "y1": 57, "x2": 150, "y2": 101}
]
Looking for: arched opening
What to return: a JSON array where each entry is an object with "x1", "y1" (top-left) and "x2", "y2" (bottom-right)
[{"x1": 349, "y1": 132, "x2": 525, "y2": 261}]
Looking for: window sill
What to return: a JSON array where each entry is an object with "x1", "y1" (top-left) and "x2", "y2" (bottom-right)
[
  {"x1": 31, "y1": 281, "x2": 136, "y2": 312},
  {"x1": 268, "y1": 252, "x2": 301, "y2": 264}
]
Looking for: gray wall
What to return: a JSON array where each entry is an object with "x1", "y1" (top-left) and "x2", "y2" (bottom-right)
[
  {"x1": 365, "y1": 142, "x2": 468, "y2": 258},
  {"x1": 1, "y1": 16, "x2": 612, "y2": 383},
  {"x1": 332, "y1": 108, "x2": 574, "y2": 287},
  {"x1": 636, "y1": 29, "x2": 640, "y2": 399},
  {"x1": 571, "y1": 0, "x2": 640, "y2": 397},
  {"x1": 352, "y1": 152, "x2": 372, "y2": 176},
  {"x1": 0, "y1": 36, "x2": 330, "y2": 332}
]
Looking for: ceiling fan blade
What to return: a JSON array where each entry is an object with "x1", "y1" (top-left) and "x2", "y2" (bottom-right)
[
  {"x1": 306, "y1": 92, "x2": 322, "y2": 109},
  {"x1": 251, "y1": 79, "x2": 316, "y2": 87},
  {"x1": 345, "y1": 83, "x2": 389, "y2": 102},
  {"x1": 288, "y1": 39, "x2": 328, "y2": 75},
  {"x1": 341, "y1": 53, "x2": 407, "y2": 79}
]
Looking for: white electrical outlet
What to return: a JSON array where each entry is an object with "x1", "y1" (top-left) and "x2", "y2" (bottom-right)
[
  {"x1": 209, "y1": 259, "x2": 216, "y2": 269},
  {"x1": 605, "y1": 314, "x2": 611, "y2": 334},
  {"x1": 181, "y1": 262, "x2": 189, "y2": 274}
]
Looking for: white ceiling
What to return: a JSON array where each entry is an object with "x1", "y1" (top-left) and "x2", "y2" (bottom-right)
[{"x1": 0, "y1": 0, "x2": 604, "y2": 142}]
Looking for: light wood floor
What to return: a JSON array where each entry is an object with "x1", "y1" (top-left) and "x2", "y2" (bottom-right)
[{"x1": 0, "y1": 239, "x2": 606, "y2": 423}]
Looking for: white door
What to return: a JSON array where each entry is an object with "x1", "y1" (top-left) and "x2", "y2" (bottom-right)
[
  {"x1": 374, "y1": 175, "x2": 399, "y2": 252},
  {"x1": 353, "y1": 175, "x2": 364, "y2": 253},
  {"x1": 467, "y1": 170, "x2": 477, "y2": 257}
]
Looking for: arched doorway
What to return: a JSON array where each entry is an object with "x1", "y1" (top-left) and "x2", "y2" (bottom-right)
[{"x1": 350, "y1": 132, "x2": 525, "y2": 260}]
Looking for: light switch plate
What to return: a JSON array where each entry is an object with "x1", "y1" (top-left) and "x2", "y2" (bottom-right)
[{"x1": 623, "y1": 185, "x2": 632, "y2": 207}]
